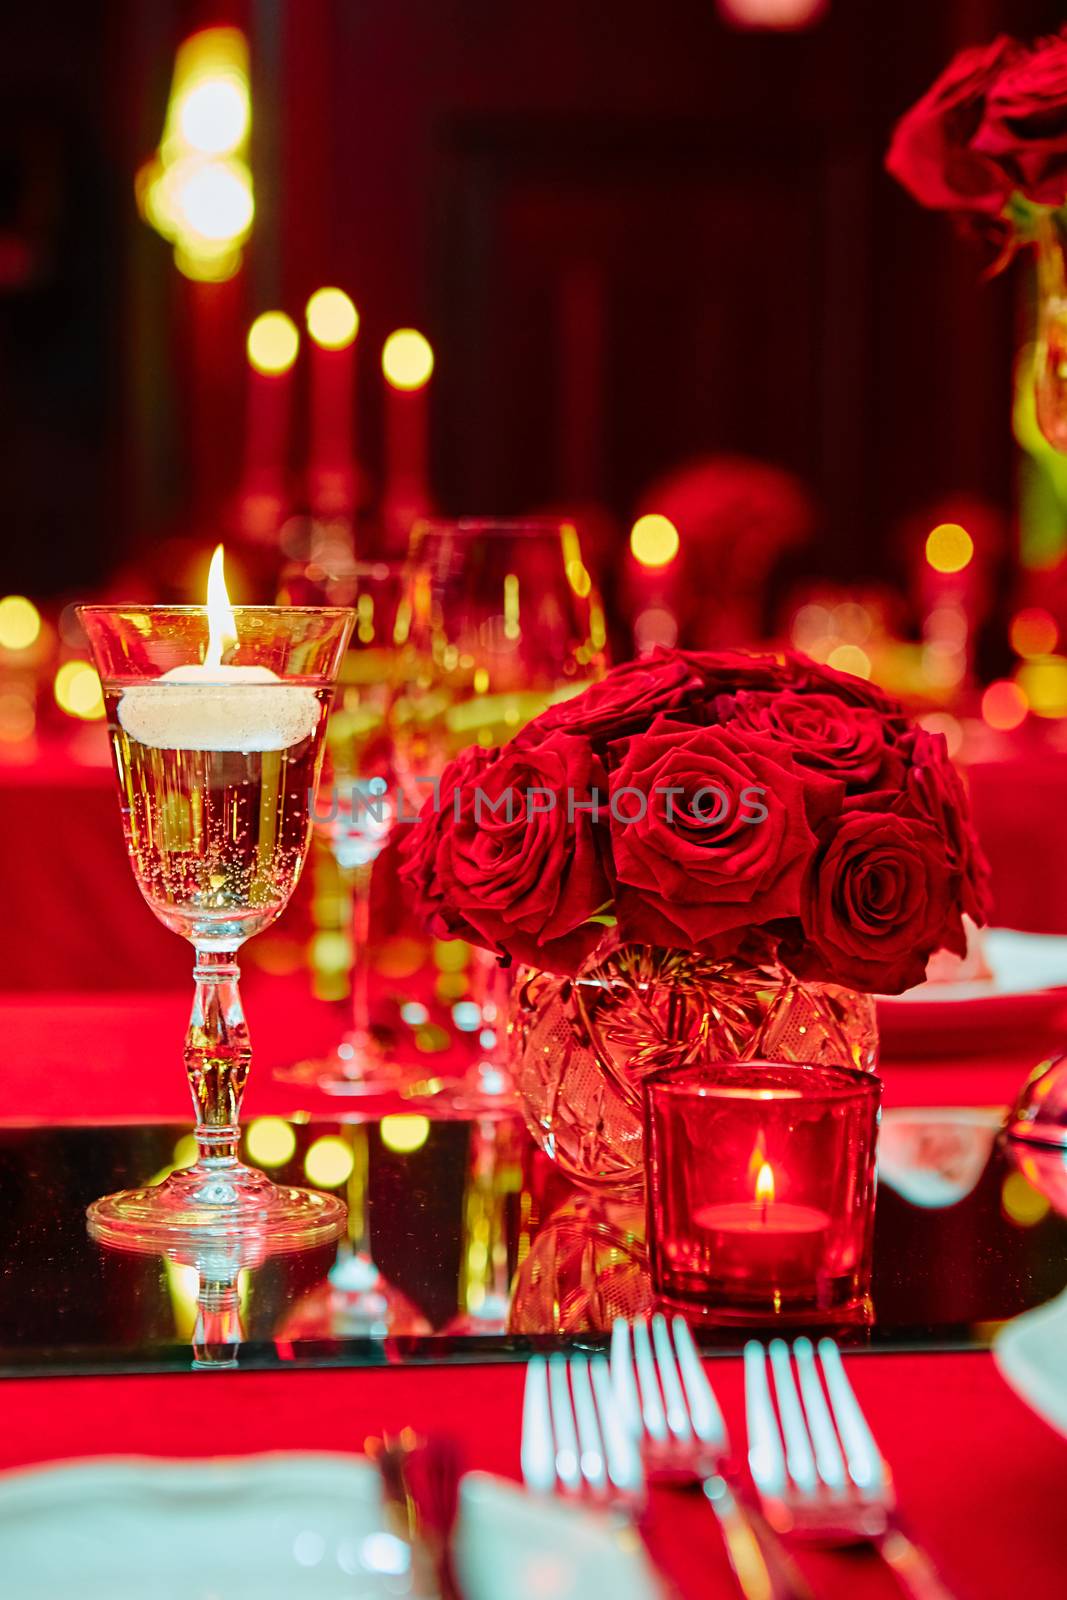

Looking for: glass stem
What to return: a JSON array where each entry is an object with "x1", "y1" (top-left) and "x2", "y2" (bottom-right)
[
  {"x1": 348, "y1": 860, "x2": 375, "y2": 1042},
  {"x1": 185, "y1": 948, "x2": 251, "y2": 1167}
]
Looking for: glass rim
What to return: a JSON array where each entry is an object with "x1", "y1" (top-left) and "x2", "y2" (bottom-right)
[
  {"x1": 76, "y1": 604, "x2": 356, "y2": 620},
  {"x1": 642, "y1": 1057, "x2": 881, "y2": 1105},
  {"x1": 410, "y1": 516, "x2": 577, "y2": 540}
]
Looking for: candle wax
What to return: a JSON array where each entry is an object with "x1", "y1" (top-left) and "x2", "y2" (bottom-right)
[
  {"x1": 118, "y1": 665, "x2": 320, "y2": 754},
  {"x1": 691, "y1": 1199, "x2": 830, "y2": 1285}
]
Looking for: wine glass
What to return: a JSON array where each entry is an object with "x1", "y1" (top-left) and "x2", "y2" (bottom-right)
[
  {"x1": 309, "y1": 562, "x2": 408, "y2": 1094},
  {"x1": 392, "y1": 518, "x2": 607, "y2": 1106},
  {"x1": 78, "y1": 587, "x2": 353, "y2": 1250}
]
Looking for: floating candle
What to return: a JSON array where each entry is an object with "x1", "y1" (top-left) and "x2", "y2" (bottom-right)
[{"x1": 118, "y1": 547, "x2": 319, "y2": 753}]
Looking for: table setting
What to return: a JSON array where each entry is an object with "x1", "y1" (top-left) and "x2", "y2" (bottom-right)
[{"x1": 4, "y1": 7, "x2": 1067, "y2": 1599}]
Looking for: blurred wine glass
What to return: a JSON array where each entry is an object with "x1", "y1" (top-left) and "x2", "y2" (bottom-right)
[
  {"x1": 307, "y1": 561, "x2": 408, "y2": 1095},
  {"x1": 392, "y1": 519, "x2": 607, "y2": 1108}
]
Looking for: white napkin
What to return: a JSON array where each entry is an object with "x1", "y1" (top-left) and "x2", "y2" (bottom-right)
[
  {"x1": 454, "y1": 1471, "x2": 663, "y2": 1600},
  {"x1": 994, "y1": 1287, "x2": 1067, "y2": 1440}
]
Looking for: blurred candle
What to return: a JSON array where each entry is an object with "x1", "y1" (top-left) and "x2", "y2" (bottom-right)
[
  {"x1": 306, "y1": 287, "x2": 359, "y2": 517},
  {"x1": 241, "y1": 311, "x2": 299, "y2": 542},
  {"x1": 382, "y1": 327, "x2": 434, "y2": 548}
]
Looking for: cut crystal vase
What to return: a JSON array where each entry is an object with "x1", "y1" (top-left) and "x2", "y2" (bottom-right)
[
  {"x1": 1034, "y1": 209, "x2": 1067, "y2": 455},
  {"x1": 511, "y1": 936, "x2": 879, "y2": 1195}
]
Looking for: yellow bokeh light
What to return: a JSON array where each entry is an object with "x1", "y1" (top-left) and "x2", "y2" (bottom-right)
[
  {"x1": 172, "y1": 158, "x2": 253, "y2": 242},
  {"x1": 982, "y1": 679, "x2": 1028, "y2": 732},
  {"x1": 306, "y1": 287, "x2": 359, "y2": 350},
  {"x1": 382, "y1": 328, "x2": 434, "y2": 391},
  {"x1": 1010, "y1": 608, "x2": 1059, "y2": 659},
  {"x1": 380, "y1": 1114, "x2": 431, "y2": 1154},
  {"x1": 247, "y1": 311, "x2": 300, "y2": 376},
  {"x1": 925, "y1": 522, "x2": 974, "y2": 575},
  {"x1": 1017, "y1": 655, "x2": 1067, "y2": 719},
  {"x1": 826, "y1": 643, "x2": 872, "y2": 680},
  {"x1": 177, "y1": 74, "x2": 249, "y2": 156},
  {"x1": 0, "y1": 595, "x2": 42, "y2": 651},
  {"x1": 304, "y1": 1135, "x2": 355, "y2": 1189},
  {"x1": 54, "y1": 660, "x2": 104, "y2": 720},
  {"x1": 1001, "y1": 1170, "x2": 1050, "y2": 1227},
  {"x1": 245, "y1": 1116, "x2": 297, "y2": 1168},
  {"x1": 630, "y1": 514, "x2": 680, "y2": 569}
]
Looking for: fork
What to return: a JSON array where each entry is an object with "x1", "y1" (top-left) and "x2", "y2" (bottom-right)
[
  {"x1": 611, "y1": 1315, "x2": 814, "y2": 1600},
  {"x1": 745, "y1": 1336, "x2": 957, "y2": 1600},
  {"x1": 521, "y1": 1352, "x2": 645, "y2": 1509}
]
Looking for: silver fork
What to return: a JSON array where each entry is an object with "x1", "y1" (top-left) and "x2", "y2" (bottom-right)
[
  {"x1": 521, "y1": 1351, "x2": 645, "y2": 1509},
  {"x1": 746, "y1": 1336, "x2": 957, "y2": 1600},
  {"x1": 611, "y1": 1315, "x2": 814, "y2": 1600}
]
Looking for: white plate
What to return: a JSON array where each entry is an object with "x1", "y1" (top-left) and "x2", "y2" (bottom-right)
[
  {"x1": 0, "y1": 1452, "x2": 402, "y2": 1600},
  {"x1": 995, "y1": 1288, "x2": 1067, "y2": 1441},
  {"x1": 878, "y1": 929, "x2": 1067, "y2": 1054},
  {"x1": 877, "y1": 1107, "x2": 1002, "y2": 1209}
]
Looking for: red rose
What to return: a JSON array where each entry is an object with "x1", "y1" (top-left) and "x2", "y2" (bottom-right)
[
  {"x1": 783, "y1": 652, "x2": 911, "y2": 725},
  {"x1": 790, "y1": 810, "x2": 966, "y2": 995},
  {"x1": 608, "y1": 718, "x2": 838, "y2": 952},
  {"x1": 973, "y1": 31, "x2": 1067, "y2": 206},
  {"x1": 399, "y1": 744, "x2": 496, "y2": 947},
  {"x1": 897, "y1": 729, "x2": 993, "y2": 924},
  {"x1": 527, "y1": 652, "x2": 703, "y2": 744},
  {"x1": 411, "y1": 731, "x2": 610, "y2": 974},
  {"x1": 885, "y1": 36, "x2": 1023, "y2": 214},
  {"x1": 717, "y1": 690, "x2": 905, "y2": 793}
]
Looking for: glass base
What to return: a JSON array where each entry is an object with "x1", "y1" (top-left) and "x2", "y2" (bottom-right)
[
  {"x1": 317, "y1": 1031, "x2": 401, "y2": 1097},
  {"x1": 87, "y1": 1160, "x2": 347, "y2": 1251}
]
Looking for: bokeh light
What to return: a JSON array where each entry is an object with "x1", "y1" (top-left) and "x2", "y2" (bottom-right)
[
  {"x1": 1010, "y1": 608, "x2": 1059, "y2": 659},
  {"x1": 981, "y1": 679, "x2": 1028, "y2": 732},
  {"x1": 380, "y1": 1115, "x2": 431, "y2": 1154},
  {"x1": 825, "y1": 643, "x2": 871, "y2": 680},
  {"x1": 306, "y1": 287, "x2": 359, "y2": 350},
  {"x1": 1001, "y1": 1170, "x2": 1050, "y2": 1227},
  {"x1": 630, "y1": 513, "x2": 680, "y2": 569},
  {"x1": 0, "y1": 595, "x2": 41, "y2": 652},
  {"x1": 925, "y1": 522, "x2": 974, "y2": 574},
  {"x1": 304, "y1": 1135, "x2": 355, "y2": 1189},
  {"x1": 1018, "y1": 656, "x2": 1067, "y2": 719},
  {"x1": 173, "y1": 159, "x2": 254, "y2": 241},
  {"x1": 382, "y1": 328, "x2": 434, "y2": 390},
  {"x1": 716, "y1": 0, "x2": 827, "y2": 27},
  {"x1": 247, "y1": 311, "x2": 300, "y2": 376},
  {"x1": 54, "y1": 661, "x2": 104, "y2": 720},
  {"x1": 177, "y1": 74, "x2": 249, "y2": 156},
  {"x1": 245, "y1": 1116, "x2": 297, "y2": 1168}
]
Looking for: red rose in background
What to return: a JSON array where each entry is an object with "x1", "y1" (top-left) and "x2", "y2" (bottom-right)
[
  {"x1": 784, "y1": 652, "x2": 910, "y2": 723},
  {"x1": 974, "y1": 31, "x2": 1067, "y2": 206},
  {"x1": 792, "y1": 811, "x2": 966, "y2": 995},
  {"x1": 717, "y1": 690, "x2": 905, "y2": 794},
  {"x1": 885, "y1": 35, "x2": 1023, "y2": 214},
  {"x1": 609, "y1": 718, "x2": 838, "y2": 951},
  {"x1": 419, "y1": 732, "x2": 610, "y2": 973},
  {"x1": 529, "y1": 651, "x2": 703, "y2": 743}
]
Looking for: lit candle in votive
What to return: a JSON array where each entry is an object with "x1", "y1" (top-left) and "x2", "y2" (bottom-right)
[
  {"x1": 118, "y1": 547, "x2": 319, "y2": 753},
  {"x1": 692, "y1": 1160, "x2": 830, "y2": 1286}
]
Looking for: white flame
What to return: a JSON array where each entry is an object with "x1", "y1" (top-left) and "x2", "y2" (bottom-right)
[{"x1": 204, "y1": 544, "x2": 237, "y2": 669}]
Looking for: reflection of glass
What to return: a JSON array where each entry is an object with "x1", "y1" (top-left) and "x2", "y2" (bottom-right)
[
  {"x1": 446, "y1": 1118, "x2": 525, "y2": 1335},
  {"x1": 508, "y1": 1196, "x2": 651, "y2": 1335},
  {"x1": 393, "y1": 519, "x2": 607, "y2": 1108},
  {"x1": 313, "y1": 562, "x2": 408, "y2": 1095},
  {"x1": 644, "y1": 1060, "x2": 880, "y2": 1325},
  {"x1": 79, "y1": 597, "x2": 353, "y2": 1249}
]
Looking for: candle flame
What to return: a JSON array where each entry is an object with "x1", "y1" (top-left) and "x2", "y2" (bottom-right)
[
  {"x1": 755, "y1": 1162, "x2": 775, "y2": 1206},
  {"x1": 204, "y1": 544, "x2": 237, "y2": 669}
]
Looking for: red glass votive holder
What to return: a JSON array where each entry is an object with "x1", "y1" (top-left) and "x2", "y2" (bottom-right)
[{"x1": 644, "y1": 1059, "x2": 880, "y2": 1324}]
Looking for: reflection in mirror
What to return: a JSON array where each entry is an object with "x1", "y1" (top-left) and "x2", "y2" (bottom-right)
[{"x1": 878, "y1": 1108, "x2": 1001, "y2": 1209}]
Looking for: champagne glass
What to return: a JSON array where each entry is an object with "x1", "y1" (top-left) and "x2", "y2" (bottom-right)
[
  {"x1": 392, "y1": 519, "x2": 607, "y2": 1107},
  {"x1": 310, "y1": 561, "x2": 408, "y2": 1094},
  {"x1": 78, "y1": 572, "x2": 353, "y2": 1250}
]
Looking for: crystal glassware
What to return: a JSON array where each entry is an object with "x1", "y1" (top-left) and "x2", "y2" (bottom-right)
[
  {"x1": 78, "y1": 587, "x2": 353, "y2": 1249},
  {"x1": 308, "y1": 561, "x2": 407, "y2": 1095},
  {"x1": 392, "y1": 518, "x2": 607, "y2": 1108},
  {"x1": 644, "y1": 1058, "x2": 880, "y2": 1324}
]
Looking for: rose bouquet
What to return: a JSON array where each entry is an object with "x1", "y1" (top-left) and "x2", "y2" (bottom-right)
[
  {"x1": 401, "y1": 648, "x2": 989, "y2": 997},
  {"x1": 885, "y1": 26, "x2": 1067, "y2": 448}
]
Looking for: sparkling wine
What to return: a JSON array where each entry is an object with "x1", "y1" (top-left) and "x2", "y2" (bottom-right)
[{"x1": 105, "y1": 684, "x2": 332, "y2": 947}]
